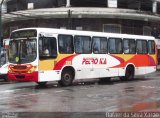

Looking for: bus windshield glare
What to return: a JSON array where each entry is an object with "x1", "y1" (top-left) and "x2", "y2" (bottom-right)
[{"x1": 8, "y1": 38, "x2": 37, "y2": 64}]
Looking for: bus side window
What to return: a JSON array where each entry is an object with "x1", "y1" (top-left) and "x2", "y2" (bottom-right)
[
  {"x1": 92, "y1": 37, "x2": 107, "y2": 54},
  {"x1": 108, "y1": 38, "x2": 122, "y2": 54},
  {"x1": 130, "y1": 40, "x2": 136, "y2": 54},
  {"x1": 148, "y1": 40, "x2": 155, "y2": 54},
  {"x1": 39, "y1": 37, "x2": 57, "y2": 59},
  {"x1": 136, "y1": 40, "x2": 148, "y2": 54},
  {"x1": 117, "y1": 39, "x2": 122, "y2": 53},
  {"x1": 75, "y1": 37, "x2": 83, "y2": 53},
  {"x1": 108, "y1": 38, "x2": 116, "y2": 53},
  {"x1": 123, "y1": 39, "x2": 129, "y2": 54},
  {"x1": 123, "y1": 38, "x2": 136, "y2": 54},
  {"x1": 142, "y1": 40, "x2": 148, "y2": 54},
  {"x1": 100, "y1": 38, "x2": 108, "y2": 53},
  {"x1": 136, "y1": 40, "x2": 142, "y2": 54},
  {"x1": 75, "y1": 36, "x2": 91, "y2": 54},
  {"x1": 58, "y1": 35, "x2": 74, "y2": 54}
]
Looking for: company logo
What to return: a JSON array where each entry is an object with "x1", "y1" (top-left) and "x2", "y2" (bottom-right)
[{"x1": 82, "y1": 57, "x2": 107, "y2": 65}]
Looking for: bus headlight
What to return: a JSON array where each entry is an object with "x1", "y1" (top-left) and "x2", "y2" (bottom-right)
[
  {"x1": 8, "y1": 67, "x2": 12, "y2": 73},
  {"x1": 27, "y1": 66, "x2": 37, "y2": 74},
  {"x1": 8, "y1": 65, "x2": 14, "y2": 73}
]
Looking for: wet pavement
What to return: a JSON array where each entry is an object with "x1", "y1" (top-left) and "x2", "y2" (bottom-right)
[{"x1": 0, "y1": 71, "x2": 160, "y2": 116}]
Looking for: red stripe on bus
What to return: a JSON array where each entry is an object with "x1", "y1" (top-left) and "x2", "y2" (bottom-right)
[
  {"x1": 53, "y1": 54, "x2": 78, "y2": 70},
  {"x1": 112, "y1": 55, "x2": 156, "y2": 68},
  {"x1": 147, "y1": 55, "x2": 156, "y2": 66},
  {"x1": 110, "y1": 55, "x2": 125, "y2": 63}
]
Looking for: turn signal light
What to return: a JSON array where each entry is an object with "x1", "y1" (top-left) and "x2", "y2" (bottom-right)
[{"x1": 27, "y1": 66, "x2": 37, "y2": 74}]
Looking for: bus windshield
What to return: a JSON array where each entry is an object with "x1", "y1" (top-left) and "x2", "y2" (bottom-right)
[{"x1": 8, "y1": 38, "x2": 37, "y2": 64}]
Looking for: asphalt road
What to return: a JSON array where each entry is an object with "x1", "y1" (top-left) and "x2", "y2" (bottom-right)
[{"x1": 0, "y1": 71, "x2": 160, "y2": 117}]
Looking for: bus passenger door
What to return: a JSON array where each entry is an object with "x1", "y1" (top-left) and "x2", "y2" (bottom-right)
[{"x1": 38, "y1": 36, "x2": 58, "y2": 82}]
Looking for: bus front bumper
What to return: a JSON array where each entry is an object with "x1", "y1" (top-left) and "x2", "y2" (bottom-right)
[{"x1": 8, "y1": 72, "x2": 38, "y2": 82}]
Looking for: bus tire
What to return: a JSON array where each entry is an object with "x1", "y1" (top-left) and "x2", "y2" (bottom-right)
[
  {"x1": 120, "y1": 66, "x2": 134, "y2": 81},
  {"x1": 59, "y1": 69, "x2": 74, "y2": 86}
]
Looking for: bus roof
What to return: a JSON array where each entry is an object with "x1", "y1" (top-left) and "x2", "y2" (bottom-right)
[{"x1": 11, "y1": 27, "x2": 155, "y2": 40}]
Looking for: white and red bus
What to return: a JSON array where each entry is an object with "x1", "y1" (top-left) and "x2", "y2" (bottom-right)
[{"x1": 8, "y1": 28, "x2": 157, "y2": 86}]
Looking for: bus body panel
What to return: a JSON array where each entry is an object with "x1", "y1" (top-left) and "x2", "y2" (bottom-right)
[
  {"x1": 38, "y1": 70, "x2": 60, "y2": 82},
  {"x1": 72, "y1": 54, "x2": 121, "y2": 79},
  {"x1": 145, "y1": 66, "x2": 156, "y2": 74},
  {"x1": 8, "y1": 71, "x2": 38, "y2": 82}
]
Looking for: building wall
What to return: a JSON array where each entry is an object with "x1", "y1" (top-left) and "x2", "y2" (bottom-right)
[
  {"x1": 2, "y1": 0, "x2": 160, "y2": 39},
  {"x1": 5, "y1": 0, "x2": 157, "y2": 12}
]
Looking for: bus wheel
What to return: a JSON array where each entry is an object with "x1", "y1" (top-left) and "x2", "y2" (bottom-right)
[
  {"x1": 37, "y1": 82, "x2": 47, "y2": 86},
  {"x1": 59, "y1": 70, "x2": 73, "y2": 86},
  {"x1": 120, "y1": 66, "x2": 134, "y2": 81}
]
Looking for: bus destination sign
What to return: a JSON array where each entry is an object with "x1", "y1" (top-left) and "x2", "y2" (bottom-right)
[{"x1": 11, "y1": 30, "x2": 37, "y2": 39}]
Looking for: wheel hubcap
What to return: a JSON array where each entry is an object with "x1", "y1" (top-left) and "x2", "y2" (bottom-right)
[{"x1": 64, "y1": 74, "x2": 70, "y2": 81}]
